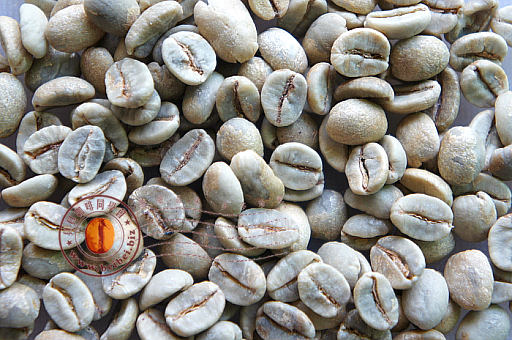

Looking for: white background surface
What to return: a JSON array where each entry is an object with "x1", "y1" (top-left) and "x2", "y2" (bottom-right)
[{"x1": 2, "y1": 0, "x2": 512, "y2": 339}]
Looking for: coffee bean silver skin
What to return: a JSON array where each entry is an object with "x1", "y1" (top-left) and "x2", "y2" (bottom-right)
[
  {"x1": 489, "y1": 214, "x2": 512, "y2": 271},
  {"x1": 346, "y1": 143, "x2": 389, "y2": 196},
  {"x1": 379, "y1": 80, "x2": 442, "y2": 115},
  {"x1": 0, "y1": 144, "x2": 25, "y2": 188},
  {"x1": 331, "y1": 28, "x2": 390, "y2": 77},
  {"x1": 43, "y1": 272, "x2": 95, "y2": 332},
  {"x1": 32, "y1": 76, "x2": 95, "y2": 111},
  {"x1": 195, "y1": 0, "x2": 258, "y2": 63},
  {"x1": 165, "y1": 281, "x2": 226, "y2": 337},
  {"x1": 344, "y1": 185, "x2": 403, "y2": 220},
  {"x1": 456, "y1": 304, "x2": 511, "y2": 340},
  {"x1": 255, "y1": 301, "x2": 316, "y2": 340},
  {"x1": 438, "y1": 126, "x2": 486, "y2": 185},
  {"x1": 139, "y1": 269, "x2": 193, "y2": 311},
  {"x1": 19, "y1": 3, "x2": 48, "y2": 59},
  {"x1": 0, "y1": 16, "x2": 33, "y2": 76},
  {"x1": 1, "y1": 174, "x2": 58, "y2": 208},
  {"x1": 58, "y1": 125, "x2": 105, "y2": 184},
  {"x1": 270, "y1": 142, "x2": 322, "y2": 191},
  {"x1": 297, "y1": 262, "x2": 351, "y2": 318},
  {"x1": 444, "y1": 249, "x2": 494, "y2": 311},
  {"x1": 83, "y1": 0, "x2": 139, "y2": 37},
  {"x1": 160, "y1": 129, "x2": 215, "y2": 186},
  {"x1": 183, "y1": 72, "x2": 224, "y2": 125},
  {"x1": 0, "y1": 73, "x2": 27, "y2": 138},
  {"x1": 461, "y1": 59, "x2": 509, "y2": 108},
  {"x1": 370, "y1": 236, "x2": 426, "y2": 290},
  {"x1": 238, "y1": 208, "x2": 298, "y2": 250},
  {"x1": 354, "y1": 272, "x2": 399, "y2": 331},
  {"x1": 303, "y1": 13, "x2": 348, "y2": 65},
  {"x1": 0, "y1": 225, "x2": 22, "y2": 290},
  {"x1": 257, "y1": 28, "x2": 308, "y2": 73},
  {"x1": 68, "y1": 170, "x2": 127, "y2": 207},
  {"x1": 216, "y1": 76, "x2": 261, "y2": 123},
  {"x1": 0, "y1": 282, "x2": 40, "y2": 328},
  {"x1": 105, "y1": 58, "x2": 155, "y2": 109},
  {"x1": 453, "y1": 192, "x2": 497, "y2": 242},
  {"x1": 261, "y1": 69, "x2": 307, "y2": 128},
  {"x1": 449, "y1": 32, "x2": 508, "y2": 71}
]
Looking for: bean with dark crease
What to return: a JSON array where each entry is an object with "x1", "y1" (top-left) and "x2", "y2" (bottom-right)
[
  {"x1": 345, "y1": 142, "x2": 389, "y2": 196},
  {"x1": 255, "y1": 301, "x2": 316, "y2": 340},
  {"x1": 460, "y1": 59, "x2": 509, "y2": 108}
]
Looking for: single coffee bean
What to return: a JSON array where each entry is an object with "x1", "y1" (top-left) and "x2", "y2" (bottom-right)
[
  {"x1": 318, "y1": 115, "x2": 348, "y2": 172},
  {"x1": 137, "y1": 308, "x2": 185, "y2": 340},
  {"x1": 370, "y1": 235, "x2": 425, "y2": 290},
  {"x1": 489, "y1": 145, "x2": 512, "y2": 181},
  {"x1": 495, "y1": 91, "x2": 512, "y2": 146},
  {"x1": 438, "y1": 126, "x2": 485, "y2": 185},
  {"x1": 238, "y1": 57, "x2": 273, "y2": 92},
  {"x1": 25, "y1": 47, "x2": 81, "y2": 92},
  {"x1": 203, "y1": 161, "x2": 244, "y2": 216},
  {"x1": 32, "y1": 76, "x2": 95, "y2": 110},
  {"x1": 182, "y1": 72, "x2": 224, "y2": 125},
  {"x1": 68, "y1": 170, "x2": 127, "y2": 207},
  {"x1": 255, "y1": 301, "x2": 316, "y2": 340},
  {"x1": 128, "y1": 184, "x2": 185, "y2": 239},
  {"x1": 306, "y1": 63, "x2": 336, "y2": 116},
  {"x1": 306, "y1": 189, "x2": 347, "y2": 241},
  {"x1": 469, "y1": 108, "x2": 504, "y2": 170},
  {"x1": 337, "y1": 309, "x2": 392, "y2": 340},
  {"x1": 216, "y1": 76, "x2": 260, "y2": 123},
  {"x1": 160, "y1": 129, "x2": 215, "y2": 186},
  {"x1": 277, "y1": 0, "x2": 327, "y2": 37},
  {"x1": 0, "y1": 144, "x2": 25, "y2": 188},
  {"x1": 83, "y1": 0, "x2": 139, "y2": 37},
  {"x1": 192, "y1": 222, "x2": 224, "y2": 260},
  {"x1": 342, "y1": 214, "x2": 392, "y2": 248},
  {"x1": 248, "y1": 0, "x2": 289, "y2": 20},
  {"x1": 165, "y1": 281, "x2": 226, "y2": 337},
  {"x1": 195, "y1": 0, "x2": 258, "y2": 63},
  {"x1": 149, "y1": 63, "x2": 186, "y2": 103},
  {"x1": 0, "y1": 225, "x2": 22, "y2": 290},
  {"x1": 257, "y1": 27, "x2": 308, "y2": 73},
  {"x1": 230, "y1": 149, "x2": 285, "y2": 209},
  {"x1": 327, "y1": 4, "x2": 367, "y2": 27},
  {"x1": 327, "y1": 99, "x2": 387, "y2": 145},
  {"x1": 354, "y1": 272, "x2": 399, "y2": 331},
  {"x1": 17, "y1": 111, "x2": 62, "y2": 160},
  {"x1": 449, "y1": 32, "x2": 507, "y2": 71},
  {"x1": 331, "y1": 28, "x2": 390, "y2": 77},
  {"x1": 461, "y1": 59, "x2": 509, "y2": 108},
  {"x1": 80, "y1": 47, "x2": 113, "y2": 95},
  {"x1": 0, "y1": 16, "x2": 32, "y2": 75},
  {"x1": 400, "y1": 168, "x2": 453, "y2": 206},
  {"x1": 364, "y1": 4, "x2": 431, "y2": 39},
  {"x1": 377, "y1": 135, "x2": 406, "y2": 185},
  {"x1": 45, "y1": 4, "x2": 104, "y2": 53},
  {"x1": 0, "y1": 73, "x2": 27, "y2": 138},
  {"x1": 0, "y1": 282, "x2": 40, "y2": 328},
  {"x1": 139, "y1": 269, "x2": 193, "y2": 311},
  {"x1": 1, "y1": 174, "x2": 58, "y2": 208},
  {"x1": 74, "y1": 270, "x2": 112, "y2": 321},
  {"x1": 445, "y1": 0, "x2": 498, "y2": 43},
  {"x1": 0, "y1": 207, "x2": 27, "y2": 239},
  {"x1": 216, "y1": 118, "x2": 263, "y2": 161},
  {"x1": 162, "y1": 31, "x2": 217, "y2": 86},
  {"x1": 472, "y1": 173, "x2": 511, "y2": 217},
  {"x1": 128, "y1": 102, "x2": 179, "y2": 145},
  {"x1": 25, "y1": 0, "x2": 57, "y2": 16},
  {"x1": 261, "y1": 69, "x2": 307, "y2": 127},
  {"x1": 302, "y1": 13, "x2": 347, "y2": 64},
  {"x1": 105, "y1": 58, "x2": 154, "y2": 109},
  {"x1": 19, "y1": 3, "x2": 48, "y2": 58},
  {"x1": 344, "y1": 185, "x2": 403, "y2": 220},
  {"x1": 453, "y1": 192, "x2": 497, "y2": 242},
  {"x1": 334, "y1": 77, "x2": 394, "y2": 102},
  {"x1": 196, "y1": 321, "x2": 242, "y2": 340},
  {"x1": 379, "y1": 80, "x2": 441, "y2": 115},
  {"x1": 489, "y1": 214, "x2": 512, "y2": 272},
  {"x1": 99, "y1": 298, "x2": 137, "y2": 340},
  {"x1": 51, "y1": 0, "x2": 90, "y2": 17},
  {"x1": 43, "y1": 272, "x2": 95, "y2": 332},
  {"x1": 491, "y1": 5, "x2": 512, "y2": 46},
  {"x1": 445, "y1": 249, "x2": 493, "y2": 311},
  {"x1": 298, "y1": 262, "x2": 351, "y2": 318},
  {"x1": 492, "y1": 280, "x2": 512, "y2": 304},
  {"x1": 269, "y1": 142, "x2": 322, "y2": 191},
  {"x1": 346, "y1": 143, "x2": 389, "y2": 196},
  {"x1": 267, "y1": 250, "x2": 322, "y2": 302},
  {"x1": 318, "y1": 242, "x2": 361, "y2": 288},
  {"x1": 457, "y1": 305, "x2": 510, "y2": 340},
  {"x1": 276, "y1": 113, "x2": 319, "y2": 151}
]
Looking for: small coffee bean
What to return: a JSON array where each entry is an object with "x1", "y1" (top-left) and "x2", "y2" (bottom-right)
[
  {"x1": 43, "y1": 272, "x2": 95, "y2": 332},
  {"x1": 422, "y1": 0, "x2": 462, "y2": 35},
  {"x1": 248, "y1": 0, "x2": 289, "y2": 20},
  {"x1": 83, "y1": 0, "x2": 139, "y2": 37},
  {"x1": 461, "y1": 59, "x2": 509, "y2": 108},
  {"x1": 400, "y1": 168, "x2": 453, "y2": 206},
  {"x1": 197, "y1": 321, "x2": 242, "y2": 340},
  {"x1": 346, "y1": 143, "x2": 389, "y2": 196},
  {"x1": 273, "y1": 202, "x2": 311, "y2": 253},
  {"x1": 364, "y1": 4, "x2": 431, "y2": 39},
  {"x1": 306, "y1": 189, "x2": 347, "y2": 241},
  {"x1": 489, "y1": 214, "x2": 512, "y2": 271},
  {"x1": 302, "y1": 13, "x2": 347, "y2": 64},
  {"x1": 473, "y1": 173, "x2": 511, "y2": 217},
  {"x1": 354, "y1": 272, "x2": 399, "y2": 331},
  {"x1": 32, "y1": 76, "x2": 95, "y2": 110},
  {"x1": 128, "y1": 102, "x2": 179, "y2": 145},
  {"x1": 100, "y1": 298, "x2": 138, "y2": 340},
  {"x1": 449, "y1": 32, "x2": 507, "y2": 71},
  {"x1": 306, "y1": 63, "x2": 336, "y2": 116},
  {"x1": 394, "y1": 329, "x2": 445, "y2": 340},
  {"x1": 19, "y1": 3, "x2": 48, "y2": 59},
  {"x1": 445, "y1": 0, "x2": 498, "y2": 43},
  {"x1": 162, "y1": 31, "x2": 217, "y2": 86},
  {"x1": 16, "y1": 111, "x2": 61, "y2": 160},
  {"x1": 160, "y1": 129, "x2": 215, "y2": 186},
  {"x1": 80, "y1": 47, "x2": 114, "y2": 95},
  {"x1": 193, "y1": 222, "x2": 224, "y2": 260},
  {"x1": 148, "y1": 62, "x2": 186, "y2": 102},
  {"x1": 195, "y1": 0, "x2": 258, "y2": 63},
  {"x1": 344, "y1": 184, "x2": 404, "y2": 220},
  {"x1": 203, "y1": 161, "x2": 244, "y2": 215},
  {"x1": 0, "y1": 282, "x2": 40, "y2": 328},
  {"x1": 74, "y1": 270, "x2": 112, "y2": 321},
  {"x1": 165, "y1": 281, "x2": 226, "y2": 337},
  {"x1": 68, "y1": 170, "x2": 127, "y2": 207},
  {"x1": 34, "y1": 330, "x2": 84, "y2": 340},
  {"x1": 331, "y1": 0, "x2": 377, "y2": 14},
  {"x1": 255, "y1": 301, "x2": 315, "y2": 340},
  {"x1": 495, "y1": 91, "x2": 512, "y2": 146},
  {"x1": 216, "y1": 76, "x2": 261, "y2": 123},
  {"x1": 343, "y1": 214, "x2": 392, "y2": 244},
  {"x1": 453, "y1": 192, "x2": 497, "y2": 242},
  {"x1": 2, "y1": 174, "x2": 58, "y2": 208},
  {"x1": 269, "y1": 142, "x2": 322, "y2": 191},
  {"x1": 0, "y1": 16, "x2": 32, "y2": 75},
  {"x1": 334, "y1": 77, "x2": 394, "y2": 102},
  {"x1": 489, "y1": 145, "x2": 512, "y2": 181},
  {"x1": 492, "y1": 281, "x2": 512, "y2": 304},
  {"x1": 378, "y1": 135, "x2": 406, "y2": 185},
  {"x1": 379, "y1": 80, "x2": 441, "y2": 115},
  {"x1": 112, "y1": 90, "x2": 161, "y2": 127},
  {"x1": 213, "y1": 217, "x2": 265, "y2": 257},
  {"x1": 468, "y1": 109, "x2": 504, "y2": 170},
  {"x1": 456, "y1": 304, "x2": 510, "y2": 340},
  {"x1": 444, "y1": 249, "x2": 493, "y2": 311},
  {"x1": 331, "y1": 28, "x2": 390, "y2": 77},
  {"x1": 216, "y1": 118, "x2": 263, "y2": 161},
  {"x1": 238, "y1": 57, "x2": 273, "y2": 92},
  {"x1": 257, "y1": 27, "x2": 308, "y2": 73}
]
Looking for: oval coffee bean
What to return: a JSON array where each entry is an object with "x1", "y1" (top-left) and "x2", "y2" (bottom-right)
[
  {"x1": 83, "y1": 0, "x2": 139, "y2": 36},
  {"x1": 43, "y1": 272, "x2": 95, "y2": 332},
  {"x1": 379, "y1": 80, "x2": 441, "y2": 115},
  {"x1": 80, "y1": 47, "x2": 114, "y2": 95},
  {"x1": 237, "y1": 208, "x2": 298, "y2": 250},
  {"x1": 370, "y1": 236, "x2": 426, "y2": 290},
  {"x1": 209, "y1": 253, "x2": 266, "y2": 306},
  {"x1": 112, "y1": 89, "x2": 161, "y2": 127},
  {"x1": 489, "y1": 214, "x2": 512, "y2": 271},
  {"x1": 456, "y1": 304, "x2": 510, "y2": 340},
  {"x1": 331, "y1": 28, "x2": 390, "y2": 77},
  {"x1": 449, "y1": 32, "x2": 507, "y2": 71},
  {"x1": 334, "y1": 76, "x2": 394, "y2": 102},
  {"x1": 213, "y1": 217, "x2": 265, "y2": 257},
  {"x1": 0, "y1": 282, "x2": 40, "y2": 328},
  {"x1": 160, "y1": 129, "x2": 215, "y2": 186},
  {"x1": 346, "y1": 142, "x2": 389, "y2": 196},
  {"x1": 0, "y1": 73, "x2": 27, "y2": 138},
  {"x1": 216, "y1": 118, "x2": 263, "y2": 161},
  {"x1": 306, "y1": 62, "x2": 336, "y2": 116},
  {"x1": 297, "y1": 262, "x2": 351, "y2": 318},
  {"x1": 203, "y1": 162, "x2": 244, "y2": 216},
  {"x1": 148, "y1": 61, "x2": 186, "y2": 102},
  {"x1": 452, "y1": 192, "x2": 497, "y2": 242},
  {"x1": 17, "y1": 112, "x2": 62, "y2": 159},
  {"x1": 0, "y1": 16, "x2": 32, "y2": 75},
  {"x1": 276, "y1": 112, "x2": 319, "y2": 149},
  {"x1": 261, "y1": 69, "x2": 307, "y2": 127},
  {"x1": 255, "y1": 301, "x2": 315, "y2": 340},
  {"x1": 425, "y1": 66, "x2": 460, "y2": 132},
  {"x1": 0, "y1": 225, "x2": 22, "y2": 289},
  {"x1": 496, "y1": 91, "x2": 512, "y2": 146},
  {"x1": 165, "y1": 281, "x2": 226, "y2": 337},
  {"x1": 19, "y1": 3, "x2": 48, "y2": 59},
  {"x1": 461, "y1": 60, "x2": 509, "y2": 108},
  {"x1": 302, "y1": 13, "x2": 348, "y2": 65},
  {"x1": 137, "y1": 308, "x2": 184, "y2": 340},
  {"x1": 344, "y1": 184, "x2": 403, "y2": 220},
  {"x1": 238, "y1": 56, "x2": 273, "y2": 92},
  {"x1": 354, "y1": 272, "x2": 399, "y2": 331},
  {"x1": 105, "y1": 58, "x2": 154, "y2": 109},
  {"x1": 306, "y1": 189, "x2": 348, "y2": 241},
  {"x1": 364, "y1": 4, "x2": 431, "y2": 39},
  {"x1": 317, "y1": 241, "x2": 362, "y2": 288},
  {"x1": 400, "y1": 168, "x2": 453, "y2": 206},
  {"x1": 492, "y1": 5, "x2": 512, "y2": 46},
  {"x1": 249, "y1": 0, "x2": 289, "y2": 20},
  {"x1": 379, "y1": 135, "x2": 406, "y2": 185},
  {"x1": 32, "y1": 77, "x2": 95, "y2": 111},
  {"x1": 257, "y1": 27, "x2": 308, "y2": 73},
  {"x1": 58, "y1": 125, "x2": 105, "y2": 183},
  {"x1": 74, "y1": 270, "x2": 112, "y2": 321},
  {"x1": 0, "y1": 144, "x2": 25, "y2": 188},
  {"x1": 68, "y1": 170, "x2": 127, "y2": 207},
  {"x1": 216, "y1": 76, "x2": 261, "y2": 122},
  {"x1": 445, "y1": 249, "x2": 493, "y2": 311},
  {"x1": 277, "y1": 0, "x2": 328, "y2": 37},
  {"x1": 139, "y1": 269, "x2": 193, "y2": 311},
  {"x1": 473, "y1": 173, "x2": 512, "y2": 217},
  {"x1": 318, "y1": 115, "x2": 349, "y2": 172},
  {"x1": 391, "y1": 194, "x2": 453, "y2": 241},
  {"x1": 22, "y1": 243, "x2": 73, "y2": 280},
  {"x1": 162, "y1": 31, "x2": 216, "y2": 86},
  {"x1": 1, "y1": 174, "x2": 58, "y2": 208},
  {"x1": 128, "y1": 102, "x2": 179, "y2": 145},
  {"x1": 269, "y1": 142, "x2": 322, "y2": 191}
]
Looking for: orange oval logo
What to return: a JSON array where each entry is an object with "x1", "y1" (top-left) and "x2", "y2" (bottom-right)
[{"x1": 85, "y1": 217, "x2": 115, "y2": 254}]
